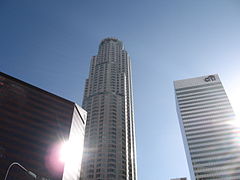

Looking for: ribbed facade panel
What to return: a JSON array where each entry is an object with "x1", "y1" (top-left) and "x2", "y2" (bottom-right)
[{"x1": 174, "y1": 74, "x2": 240, "y2": 180}]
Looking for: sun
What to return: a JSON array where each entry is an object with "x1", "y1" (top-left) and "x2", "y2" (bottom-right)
[{"x1": 59, "y1": 138, "x2": 83, "y2": 164}]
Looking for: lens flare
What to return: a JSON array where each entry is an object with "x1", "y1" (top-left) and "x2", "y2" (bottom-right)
[
  {"x1": 59, "y1": 141, "x2": 70, "y2": 163},
  {"x1": 59, "y1": 137, "x2": 83, "y2": 167}
]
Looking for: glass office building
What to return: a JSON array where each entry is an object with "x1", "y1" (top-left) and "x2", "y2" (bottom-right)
[
  {"x1": 0, "y1": 72, "x2": 86, "y2": 180},
  {"x1": 174, "y1": 74, "x2": 240, "y2": 180}
]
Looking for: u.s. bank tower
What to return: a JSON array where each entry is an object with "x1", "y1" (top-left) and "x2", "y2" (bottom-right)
[{"x1": 80, "y1": 38, "x2": 137, "y2": 180}]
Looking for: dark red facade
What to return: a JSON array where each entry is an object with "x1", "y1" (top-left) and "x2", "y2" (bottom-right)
[{"x1": 0, "y1": 72, "x2": 78, "y2": 180}]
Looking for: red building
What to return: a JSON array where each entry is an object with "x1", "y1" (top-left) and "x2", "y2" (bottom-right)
[{"x1": 0, "y1": 72, "x2": 86, "y2": 180}]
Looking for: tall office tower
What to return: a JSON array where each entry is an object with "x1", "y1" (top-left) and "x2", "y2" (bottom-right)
[
  {"x1": 81, "y1": 38, "x2": 137, "y2": 180},
  {"x1": 0, "y1": 72, "x2": 86, "y2": 180},
  {"x1": 174, "y1": 74, "x2": 240, "y2": 180}
]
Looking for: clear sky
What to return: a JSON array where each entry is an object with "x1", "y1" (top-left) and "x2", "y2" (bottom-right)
[{"x1": 1, "y1": 0, "x2": 240, "y2": 179}]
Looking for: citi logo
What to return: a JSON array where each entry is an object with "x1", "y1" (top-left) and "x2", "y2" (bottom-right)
[{"x1": 204, "y1": 75, "x2": 216, "y2": 82}]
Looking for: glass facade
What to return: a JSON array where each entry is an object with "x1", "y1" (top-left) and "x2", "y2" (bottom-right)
[{"x1": 0, "y1": 72, "x2": 86, "y2": 180}]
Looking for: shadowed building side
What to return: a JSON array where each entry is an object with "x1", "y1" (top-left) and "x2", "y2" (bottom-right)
[{"x1": 0, "y1": 72, "x2": 86, "y2": 180}]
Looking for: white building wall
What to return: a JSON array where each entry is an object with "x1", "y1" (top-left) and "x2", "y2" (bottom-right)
[
  {"x1": 62, "y1": 105, "x2": 87, "y2": 180},
  {"x1": 174, "y1": 74, "x2": 240, "y2": 180}
]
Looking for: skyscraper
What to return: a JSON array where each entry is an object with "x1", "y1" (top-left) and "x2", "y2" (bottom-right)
[
  {"x1": 81, "y1": 38, "x2": 137, "y2": 180},
  {"x1": 0, "y1": 72, "x2": 86, "y2": 180},
  {"x1": 174, "y1": 74, "x2": 240, "y2": 180}
]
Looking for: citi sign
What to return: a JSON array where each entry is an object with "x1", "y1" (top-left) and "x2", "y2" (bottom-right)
[{"x1": 204, "y1": 75, "x2": 216, "y2": 82}]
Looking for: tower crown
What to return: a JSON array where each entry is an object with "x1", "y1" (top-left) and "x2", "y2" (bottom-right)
[{"x1": 99, "y1": 37, "x2": 123, "y2": 49}]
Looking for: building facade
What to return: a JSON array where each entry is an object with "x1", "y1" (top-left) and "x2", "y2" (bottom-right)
[
  {"x1": 174, "y1": 74, "x2": 240, "y2": 180},
  {"x1": 81, "y1": 38, "x2": 137, "y2": 180},
  {"x1": 0, "y1": 72, "x2": 86, "y2": 180}
]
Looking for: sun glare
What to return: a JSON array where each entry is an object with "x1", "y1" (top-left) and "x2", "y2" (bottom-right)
[
  {"x1": 59, "y1": 141, "x2": 70, "y2": 163},
  {"x1": 227, "y1": 84, "x2": 240, "y2": 128},
  {"x1": 59, "y1": 138, "x2": 83, "y2": 164},
  {"x1": 228, "y1": 87, "x2": 240, "y2": 119}
]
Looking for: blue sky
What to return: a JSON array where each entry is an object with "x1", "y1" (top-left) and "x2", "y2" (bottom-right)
[{"x1": 1, "y1": 0, "x2": 240, "y2": 179}]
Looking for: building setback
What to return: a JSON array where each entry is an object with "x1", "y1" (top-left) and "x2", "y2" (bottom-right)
[
  {"x1": 80, "y1": 38, "x2": 137, "y2": 180},
  {"x1": 174, "y1": 74, "x2": 240, "y2": 180},
  {"x1": 0, "y1": 72, "x2": 86, "y2": 180}
]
